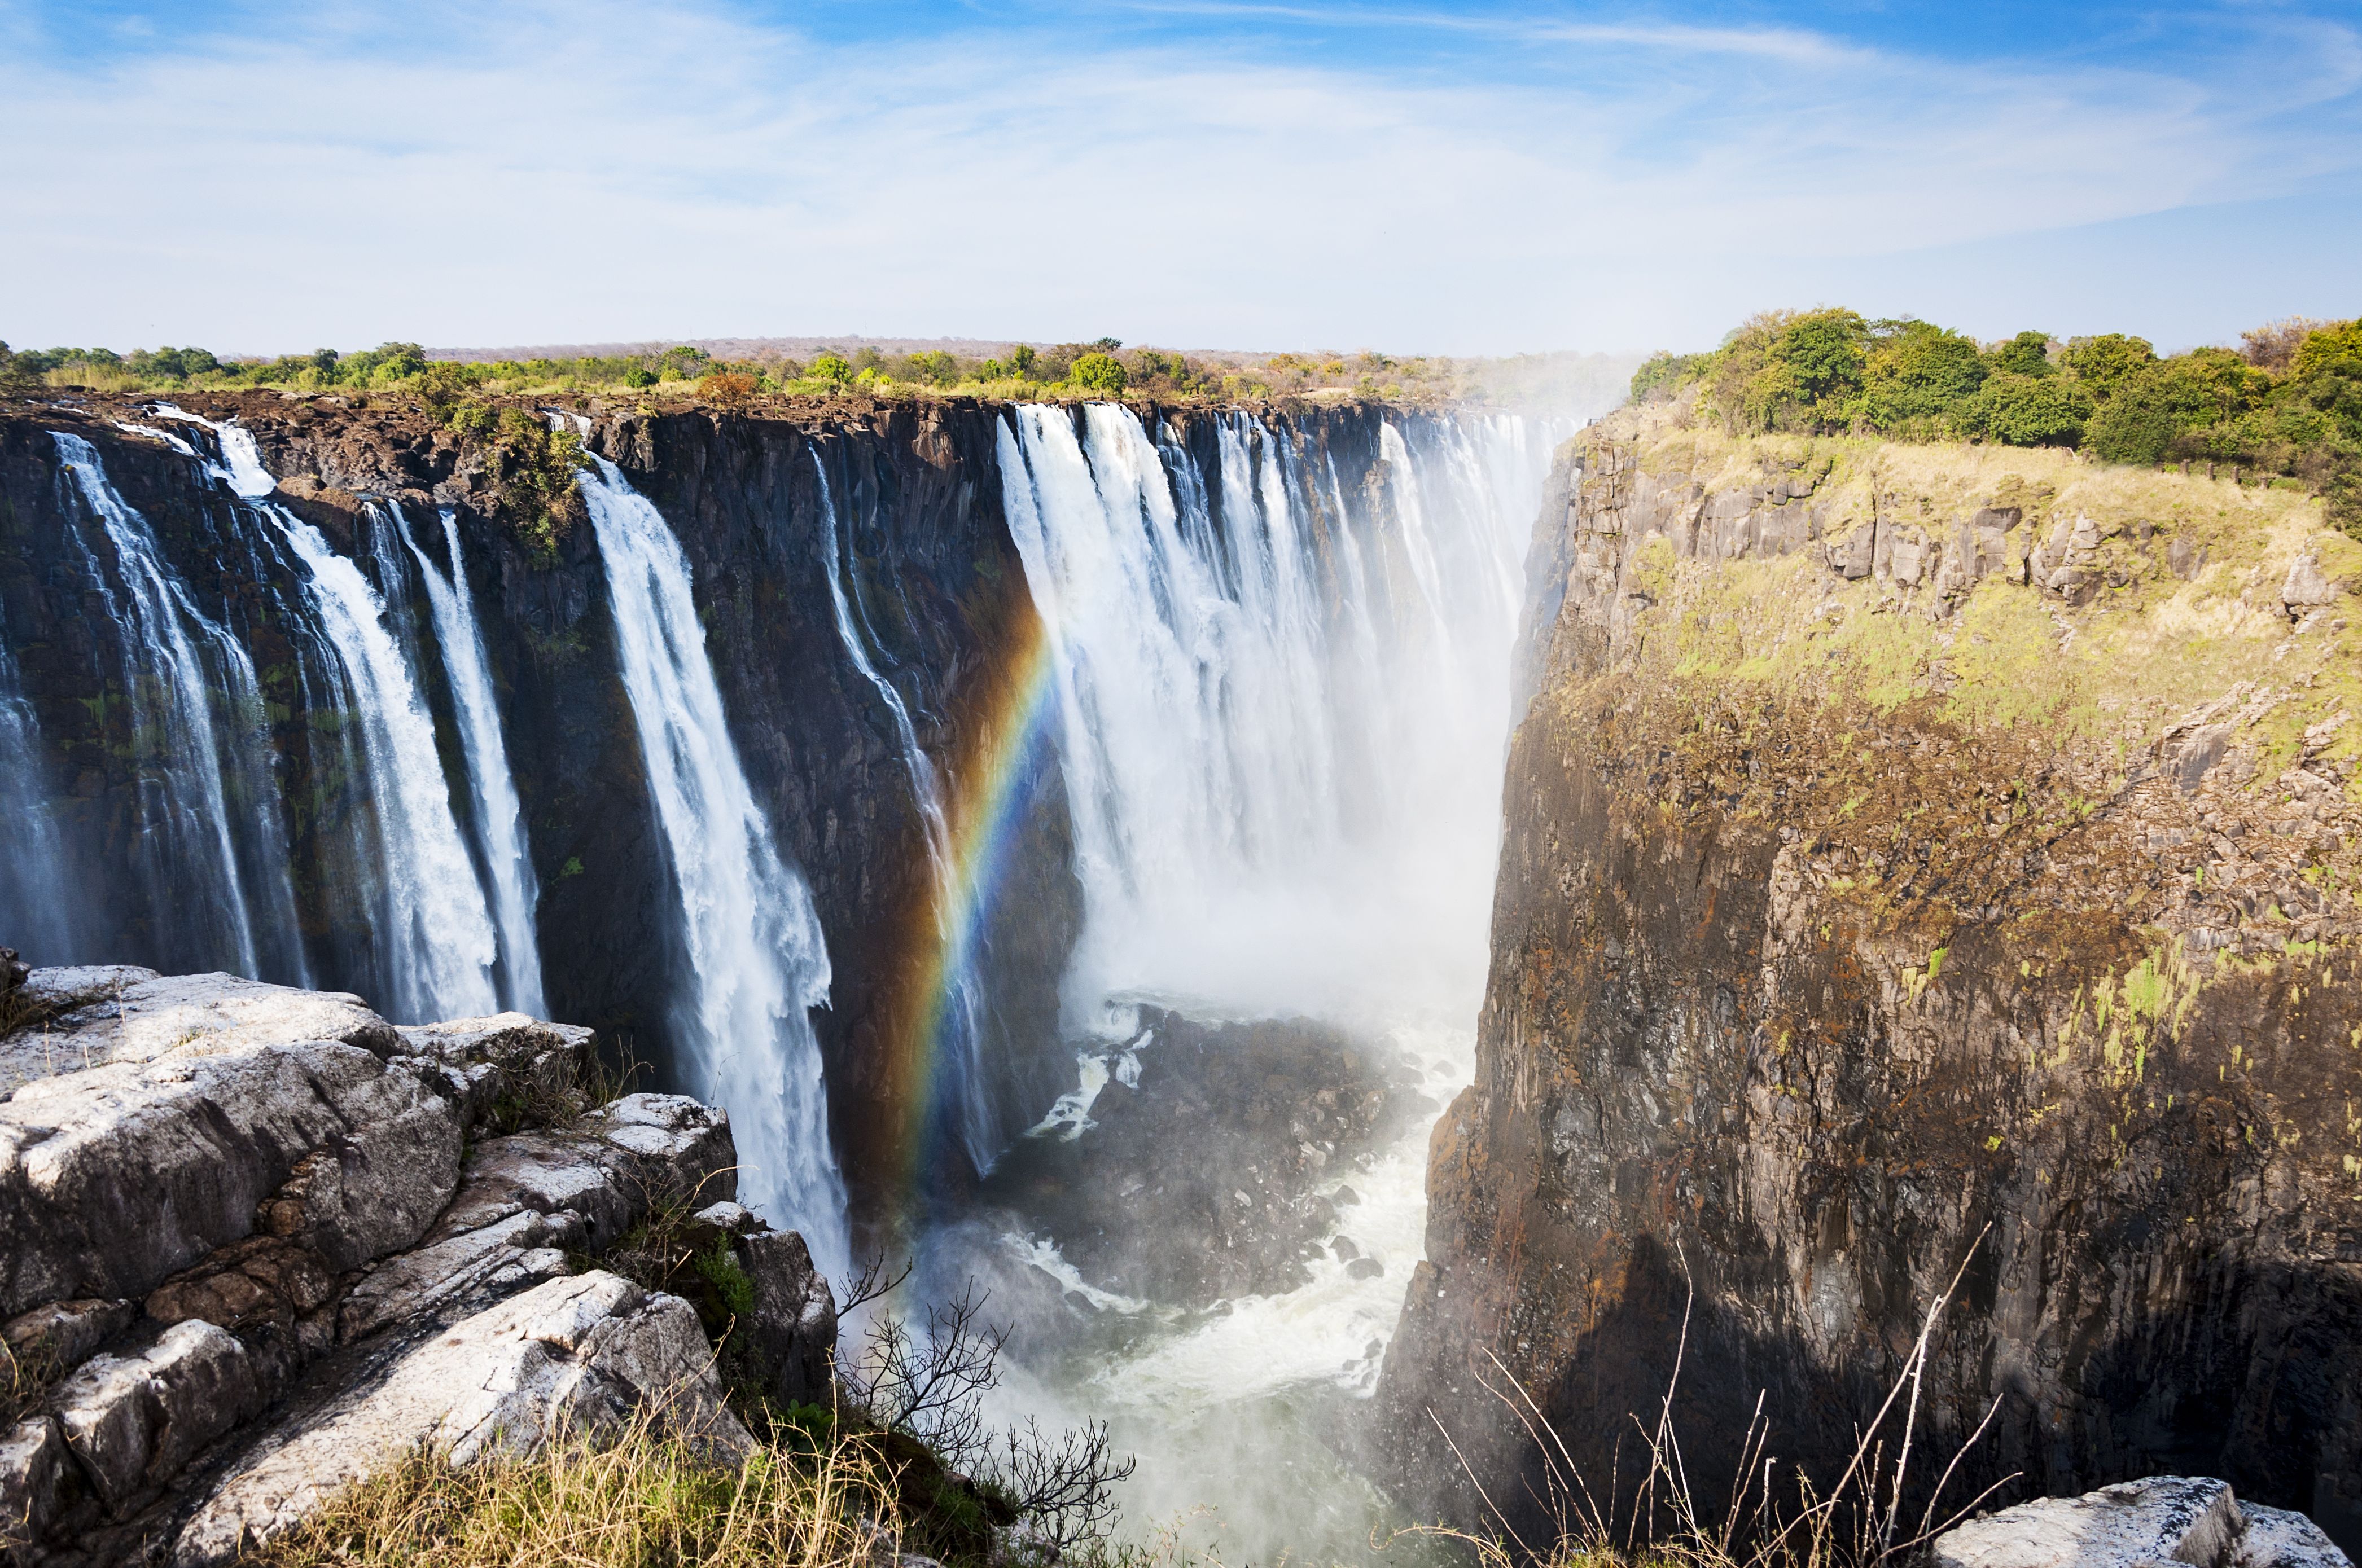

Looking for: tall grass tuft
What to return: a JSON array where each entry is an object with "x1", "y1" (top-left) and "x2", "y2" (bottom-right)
[
  {"x1": 1415, "y1": 1230, "x2": 2014, "y2": 1568},
  {"x1": 246, "y1": 1402, "x2": 906, "y2": 1568}
]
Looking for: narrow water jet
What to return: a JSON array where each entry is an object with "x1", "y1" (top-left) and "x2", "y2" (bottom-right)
[
  {"x1": 578, "y1": 450, "x2": 850, "y2": 1277},
  {"x1": 394, "y1": 503, "x2": 546, "y2": 1015}
]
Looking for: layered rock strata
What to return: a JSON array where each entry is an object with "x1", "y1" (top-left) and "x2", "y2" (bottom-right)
[
  {"x1": 1382, "y1": 407, "x2": 2362, "y2": 1551},
  {"x1": 0, "y1": 964, "x2": 835, "y2": 1566}
]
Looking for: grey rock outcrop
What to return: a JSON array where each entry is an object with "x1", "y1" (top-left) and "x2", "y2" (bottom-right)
[
  {"x1": 175, "y1": 1271, "x2": 752, "y2": 1565},
  {"x1": 735, "y1": 1229, "x2": 837, "y2": 1405},
  {"x1": 1934, "y1": 1477, "x2": 2348, "y2": 1568},
  {"x1": 0, "y1": 963, "x2": 803, "y2": 1567}
]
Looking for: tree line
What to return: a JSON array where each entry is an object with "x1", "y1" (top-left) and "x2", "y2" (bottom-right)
[{"x1": 1634, "y1": 309, "x2": 2361, "y2": 533}]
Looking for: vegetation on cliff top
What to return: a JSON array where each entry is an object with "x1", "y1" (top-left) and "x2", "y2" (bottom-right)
[
  {"x1": 1632, "y1": 309, "x2": 2362, "y2": 535},
  {"x1": 1, "y1": 335, "x2": 1628, "y2": 411}
]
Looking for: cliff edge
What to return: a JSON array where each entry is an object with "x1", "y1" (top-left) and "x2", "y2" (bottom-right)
[{"x1": 1381, "y1": 404, "x2": 2362, "y2": 1549}]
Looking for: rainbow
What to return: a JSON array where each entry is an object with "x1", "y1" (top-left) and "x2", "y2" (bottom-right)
[{"x1": 878, "y1": 580, "x2": 1064, "y2": 1213}]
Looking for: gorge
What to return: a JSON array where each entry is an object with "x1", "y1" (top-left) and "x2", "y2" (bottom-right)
[{"x1": 2, "y1": 372, "x2": 2358, "y2": 1567}]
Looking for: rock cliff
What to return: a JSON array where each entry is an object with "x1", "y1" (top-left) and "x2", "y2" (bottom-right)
[
  {"x1": 1381, "y1": 405, "x2": 2362, "y2": 1551},
  {"x1": 0, "y1": 956, "x2": 832, "y2": 1565}
]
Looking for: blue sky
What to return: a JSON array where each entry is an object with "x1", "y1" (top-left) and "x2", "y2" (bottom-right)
[{"x1": 2, "y1": 0, "x2": 2357, "y2": 356}]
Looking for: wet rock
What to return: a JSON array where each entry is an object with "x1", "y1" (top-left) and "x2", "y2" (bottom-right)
[
  {"x1": 981, "y1": 1009, "x2": 1417, "y2": 1306},
  {"x1": 175, "y1": 1271, "x2": 752, "y2": 1564},
  {"x1": 1345, "y1": 1257, "x2": 1384, "y2": 1281}
]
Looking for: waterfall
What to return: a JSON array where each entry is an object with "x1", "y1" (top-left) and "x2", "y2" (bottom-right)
[
  {"x1": 578, "y1": 450, "x2": 849, "y2": 1275},
  {"x1": 810, "y1": 454, "x2": 996, "y2": 1171},
  {"x1": 393, "y1": 504, "x2": 545, "y2": 1016},
  {"x1": 0, "y1": 612, "x2": 84, "y2": 965},
  {"x1": 996, "y1": 403, "x2": 1563, "y2": 1035},
  {"x1": 46, "y1": 432, "x2": 306, "y2": 982},
  {"x1": 263, "y1": 504, "x2": 503, "y2": 1023}
]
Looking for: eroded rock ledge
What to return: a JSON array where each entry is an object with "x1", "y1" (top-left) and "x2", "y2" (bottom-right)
[
  {"x1": 0, "y1": 955, "x2": 834, "y2": 1566},
  {"x1": 1381, "y1": 407, "x2": 2362, "y2": 1553}
]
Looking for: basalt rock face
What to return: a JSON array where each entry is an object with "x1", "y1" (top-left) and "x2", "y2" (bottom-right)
[
  {"x1": 0, "y1": 392, "x2": 1083, "y2": 1210},
  {"x1": 1381, "y1": 407, "x2": 2362, "y2": 1551}
]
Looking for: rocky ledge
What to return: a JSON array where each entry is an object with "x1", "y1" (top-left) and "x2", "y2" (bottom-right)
[
  {"x1": 0, "y1": 950, "x2": 835, "y2": 1566},
  {"x1": 1933, "y1": 1476, "x2": 2348, "y2": 1568}
]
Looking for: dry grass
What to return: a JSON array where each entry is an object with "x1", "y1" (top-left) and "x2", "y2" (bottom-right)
[
  {"x1": 245, "y1": 1403, "x2": 912, "y2": 1568},
  {"x1": 1410, "y1": 1235, "x2": 2012, "y2": 1568}
]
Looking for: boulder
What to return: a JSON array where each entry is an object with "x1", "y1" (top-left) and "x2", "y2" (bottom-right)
[
  {"x1": 735, "y1": 1229, "x2": 837, "y2": 1404},
  {"x1": 0, "y1": 969, "x2": 396, "y2": 1096},
  {"x1": 0, "y1": 1415, "x2": 71, "y2": 1552},
  {"x1": 2282, "y1": 555, "x2": 2339, "y2": 616},
  {"x1": 4, "y1": 1297, "x2": 135, "y2": 1372},
  {"x1": 336, "y1": 1208, "x2": 581, "y2": 1343},
  {"x1": 174, "y1": 1271, "x2": 753, "y2": 1565},
  {"x1": 50, "y1": 1319, "x2": 263, "y2": 1516},
  {"x1": 448, "y1": 1093, "x2": 735, "y2": 1253},
  {"x1": 1932, "y1": 1477, "x2": 2348, "y2": 1568},
  {"x1": 393, "y1": 1012, "x2": 596, "y2": 1130},
  {"x1": 0, "y1": 1040, "x2": 462, "y2": 1317}
]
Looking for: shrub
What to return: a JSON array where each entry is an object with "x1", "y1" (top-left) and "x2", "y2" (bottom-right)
[
  {"x1": 1985, "y1": 330, "x2": 2054, "y2": 379},
  {"x1": 2291, "y1": 318, "x2": 2362, "y2": 381},
  {"x1": 1629, "y1": 350, "x2": 1711, "y2": 405},
  {"x1": 2086, "y1": 349, "x2": 2265, "y2": 465},
  {"x1": 1703, "y1": 308, "x2": 1869, "y2": 434},
  {"x1": 1962, "y1": 373, "x2": 2093, "y2": 447},
  {"x1": 1860, "y1": 320, "x2": 1987, "y2": 432},
  {"x1": 699, "y1": 370, "x2": 757, "y2": 409},
  {"x1": 2241, "y1": 316, "x2": 2330, "y2": 372},
  {"x1": 2061, "y1": 332, "x2": 2156, "y2": 396},
  {"x1": 1067, "y1": 352, "x2": 1129, "y2": 394}
]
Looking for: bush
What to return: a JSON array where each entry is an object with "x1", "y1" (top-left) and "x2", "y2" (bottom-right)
[
  {"x1": 1860, "y1": 321, "x2": 1986, "y2": 432},
  {"x1": 2241, "y1": 317, "x2": 2329, "y2": 373},
  {"x1": 1703, "y1": 308, "x2": 1868, "y2": 434},
  {"x1": 2061, "y1": 332, "x2": 2156, "y2": 396},
  {"x1": 699, "y1": 370, "x2": 757, "y2": 409},
  {"x1": 1629, "y1": 350, "x2": 1710, "y2": 405},
  {"x1": 1985, "y1": 330, "x2": 2054, "y2": 379},
  {"x1": 809, "y1": 352, "x2": 854, "y2": 387},
  {"x1": 1961, "y1": 373, "x2": 2092, "y2": 447},
  {"x1": 1067, "y1": 352, "x2": 1129, "y2": 394},
  {"x1": 2086, "y1": 349, "x2": 2265, "y2": 465}
]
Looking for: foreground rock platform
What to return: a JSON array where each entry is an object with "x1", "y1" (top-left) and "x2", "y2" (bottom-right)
[{"x1": 0, "y1": 963, "x2": 832, "y2": 1566}]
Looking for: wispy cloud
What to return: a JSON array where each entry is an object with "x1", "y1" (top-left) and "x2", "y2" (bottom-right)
[{"x1": 1, "y1": 0, "x2": 2355, "y2": 352}]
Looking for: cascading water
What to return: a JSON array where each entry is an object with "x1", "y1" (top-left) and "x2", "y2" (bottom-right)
[
  {"x1": 46, "y1": 432, "x2": 308, "y2": 982},
  {"x1": 997, "y1": 403, "x2": 1563, "y2": 1036},
  {"x1": 393, "y1": 504, "x2": 545, "y2": 1016},
  {"x1": 0, "y1": 614, "x2": 84, "y2": 964},
  {"x1": 980, "y1": 400, "x2": 1568, "y2": 1561},
  {"x1": 810, "y1": 454, "x2": 996, "y2": 1174},
  {"x1": 577, "y1": 450, "x2": 850, "y2": 1277},
  {"x1": 261, "y1": 500, "x2": 503, "y2": 1022}
]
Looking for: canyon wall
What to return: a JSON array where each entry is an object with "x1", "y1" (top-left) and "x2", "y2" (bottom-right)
[
  {"x1": 0, "y1": 390, "x2": 1499, "y2": 1224},
  {"x1": 1381, "y1": 405, "x2": 2362, "y2": 1550}
]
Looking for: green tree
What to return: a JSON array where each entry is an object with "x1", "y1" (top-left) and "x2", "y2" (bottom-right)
[
  {"x1": 1067, "y1": 352, "x2": 1128, "y2": 394},
  {"x1": 1961, "y1": 374, "x2": 2093, "y2": 447},
  {"x1": 809, "y1": 353, "x2": 853, "y2": 387},
  {"x1": 1704, "y1": 308, "x2": 1869, "y2": 433},
  {"x1": 2062, "y1": 333, "x2": 2156, "y2": 397},
  {"x1": 1986, "y1": 331, "x2": 2054, "y2": 379},
  {"x1": 1860, "y1": 320, "x2": 1986, "y2": 431},
  {"x1": 2085, "y1": 349, "x2": 2265, "y2": 464},
  {"x1": 372, "y1": 342, "x2": 428, "y2": 380},
  {"x1": 1628, "y1": 350, "x2": 1710, "y2": 405},
  {"x1": 1009, "y1": 345, "x2": 1037, "y2": 379}
]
